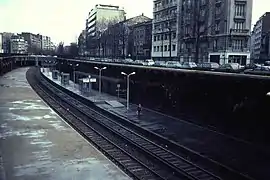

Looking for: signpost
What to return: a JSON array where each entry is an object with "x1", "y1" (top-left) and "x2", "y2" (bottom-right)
[{"x1": 116, "y1": 84, "x2": 120, "y2": 100}]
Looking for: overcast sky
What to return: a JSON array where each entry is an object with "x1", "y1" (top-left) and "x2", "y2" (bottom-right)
[{"x1": 0, "y1": 0, "x2": 268, "y2": 44}]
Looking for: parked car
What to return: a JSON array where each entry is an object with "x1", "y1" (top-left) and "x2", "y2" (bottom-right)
[
  {"x1": 133, "y1": 60, "x2": 144, "y2": 65},
  {"x1": 182, "y1": 62, "x2": 197, "y2": 69},
  {"x1": 219, "y1": 63, "x2": 242, "y2": 72},
  {"x1": 123, "y1": 58, "x2": 134, "y2": 64},
  {"x1": 197, "y1": 62, "x2": 220, "y2": 70},
  {"x1": 144, "y1": 59, "x2": 155, "y2": 66},
  {"x1": 166, "y1": 61, "x2": 182, "y2": 68},
  {"x1": 154, "y1": 61, "x2": 167, "y2": 67}
]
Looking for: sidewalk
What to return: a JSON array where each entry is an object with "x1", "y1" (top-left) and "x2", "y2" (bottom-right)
[{"x1": 43, "y1": 69, "x2": 270, "y2": 180}]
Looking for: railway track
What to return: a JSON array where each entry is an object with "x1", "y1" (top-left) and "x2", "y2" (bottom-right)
[
  {"x1": 27, "y1": 68, "x2": 167, "y2": 180},
  {"x1": 29, "y1": 68, "x2": 222, "y2": 180}
]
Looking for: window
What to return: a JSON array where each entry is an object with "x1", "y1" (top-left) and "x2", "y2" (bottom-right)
[
  {"x1": 172, "y1": 32, "x2": 176, "y2": 39},
  {"x1": 165, "y1": 34, "x2": 168, "y2": 40},
  {"x1": 215, "y1": 7, "x2": 221, "y2": 15},
  {"x1": 215, "y1": 22, "x2": 220, "y2": 31},
  {"x1": 157, "y1": 46, "x2": 160, "y2": 51},
  {"x1": 234, "y1": 22, "x2": 244, "y2": 30},
  {"x1": 154, "y1": 36, "x2": 157, "y2": 41},
  {"x1": 168, "y1": 45, "x2": 171, "y2": 51},
  {"x1": 172, "y1": 44, "x2": 176, "y2": 51},
  {"x1": 200, "y1": 9, "x2": 206, "y2": 17},
  {"x1": 185, "y1": 26, "x2": 190, "y2": 35},
  {"x1": 232, "y1": 39, "x2": 244, "y2": 50},
  {"x1": 235, "y1": 4, "x2": 245, "y2": 16},
  {"x1": 154, "y1": 46, "x2": 156, "y2": 52},
  {"x1": 157, "y1": 35, "x2": 160, "y2": 41},
  {"x1": 164, "y1": 45, "x2": 167, "y2": 51}
]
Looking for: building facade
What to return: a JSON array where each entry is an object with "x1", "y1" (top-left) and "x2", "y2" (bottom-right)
[
  {"x1": 0, "y1": 34, "x2": 3, "y2": 53},
  {"x1": 100, "y1": 14, "x2": 151, "y2": 59},
  {"x1": 152, "y1": 0, "x2": 178, "y2": 61},
  {"x1": 20, "y1": 32, "x2": 42, "y2": 53},
  {"x1": 132, "y1": 20, "x2": 152, "y2": 60},
  {"x1": 10, "y1": 35, "x2": 27, "y2": 54},
  {"x1": 152, "y1": 0, "x2": 253, "y2": 65},
  {"x1": 1, "y1": 32, "x2": 14, "y2": 53},
  {"x1": 251, "y1": 12, "x2": 270, "y2": 62},
  {"x1": 86, "y1": 4, "x2": 126, "y2": 56},
  {"x1": 41, "y1": 35, "x2": 51, "y2": 51}
]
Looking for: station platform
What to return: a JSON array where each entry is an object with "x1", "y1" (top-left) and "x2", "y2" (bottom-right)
[
  {"x1": 43, "y1": 68, "x2": 270, "y2": 180},
  {"x1": 0, "y1": 68, "x2": 131, "y2": 180}
]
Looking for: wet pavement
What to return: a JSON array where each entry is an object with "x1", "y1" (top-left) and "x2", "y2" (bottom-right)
[
  {"x1": 0, "y1": 68, "x2": 131, "y2": 180},
  {"x1": 43, "y1": 69, "x2": 270, "y2": 180}
]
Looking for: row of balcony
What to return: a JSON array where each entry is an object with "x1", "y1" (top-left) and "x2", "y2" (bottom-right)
[
  {"x1": 154, "y1": 2, "x2": 177, "y2": 12},
  {"x1": 152, "y1": 28, "x2": 250, "y2": 36},
  {"x1": 153, "y1": 14, "x2": 177, "y2": 23},
  {"x1": 153, "y1": 27, "x2": 177, "y2": 34}
]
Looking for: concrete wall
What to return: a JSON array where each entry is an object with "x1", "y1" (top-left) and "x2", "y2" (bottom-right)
[{"x1": 58, "y1": 59, "x2": 270, "y2": 142}]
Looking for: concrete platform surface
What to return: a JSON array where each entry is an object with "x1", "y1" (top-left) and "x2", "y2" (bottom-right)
[{"x1": 0, "y1": 68, "x2": 131, "y2": 180}]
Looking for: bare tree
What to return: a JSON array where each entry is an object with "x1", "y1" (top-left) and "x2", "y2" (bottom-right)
[
  {"x1": 68, "y1": 43, "x2": 79, "y2": 56},
  {"x1": 56, "y1": 42, "x2": 64, "y2": 55},
  {"x1": 100, "y1": 17, "x2": 124, "y2": 59},
  {"x1": 183, "y1": 0, "x2": 225, "y2": 63}
]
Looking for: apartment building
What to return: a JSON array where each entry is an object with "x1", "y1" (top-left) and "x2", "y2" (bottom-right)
[
  {"x1": 251, "y1": 12, "x2": 270, "y2": 62},
  {"x1": 41, "y1": 35, "x2": 51, "y2": 50},
  {"x1": 10, "y1": 35, "x2": 27, "y2": 54},
  {"x1": 132, "y1": 20, "x2": 153, "y2": 60},
  {"x1": 207, "y1": 0, "x2": 253, "y2": 65},
  {"x1": 100, "y1": 14, "x2": 151, "y2": 58},
  {"x1": 152, "y1": 0, "x2": 179, "y2": 61},
  {"x1": 0, "y1": 34, "x2": 3, "y2": 53},
  {"x1": 0, "y1": 32, "x2": 14, "y2": 53},
  {"x1": 20, "y1": 32, "x2": 42, "y2": 53},
  {"x1": 86, "y1": 4, "x2": 126, "y2": 55},
  {"x1": 152, "y1": 0, "x2": 253, "y2": 65}
]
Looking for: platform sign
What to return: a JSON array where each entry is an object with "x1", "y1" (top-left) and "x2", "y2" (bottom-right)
[{"x1": 90, "y1": 78, "x2": 96, "y2": 83}]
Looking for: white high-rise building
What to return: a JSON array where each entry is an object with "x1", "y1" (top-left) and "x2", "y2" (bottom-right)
[{"x1": 86, "y1": 4, "x2": 126, "y2": 55}]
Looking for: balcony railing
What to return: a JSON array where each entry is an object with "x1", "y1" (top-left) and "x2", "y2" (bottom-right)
[
  {"x1": 153, "y1": 27, "x2": 177, "y2": 34},
  {"x1": 153, "y1": 14, "x2": 177, "y2": 23},
  {"x1": 230, "y1": 29, "x2": 249, "y2": 35},
  {"x1": 234, "y1": 15, "x2": 245, "y2": 20},
  {"x1": 153, "y1": 2, "x2": 177, "y2": 12}
]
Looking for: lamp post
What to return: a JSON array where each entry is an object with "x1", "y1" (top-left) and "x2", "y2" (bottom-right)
[
  {"x1": 168, "y1": 27, "x2": 172, "y2": 61},
  {"x1": 70, "y1": 63, "x2": 79, "y2": 88},
  {"x1": 224, "y1": 20, "x2": 228, "y2": 65},
  {"x1": 94, "y1": 66, "x2": 107, "y2": 98},
  {"x1": 121, "y1": 71, "x2": 136, "y2": 110},
  {"x1": 88, "y1": 75, "x2": 91, "y2": 95}
]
